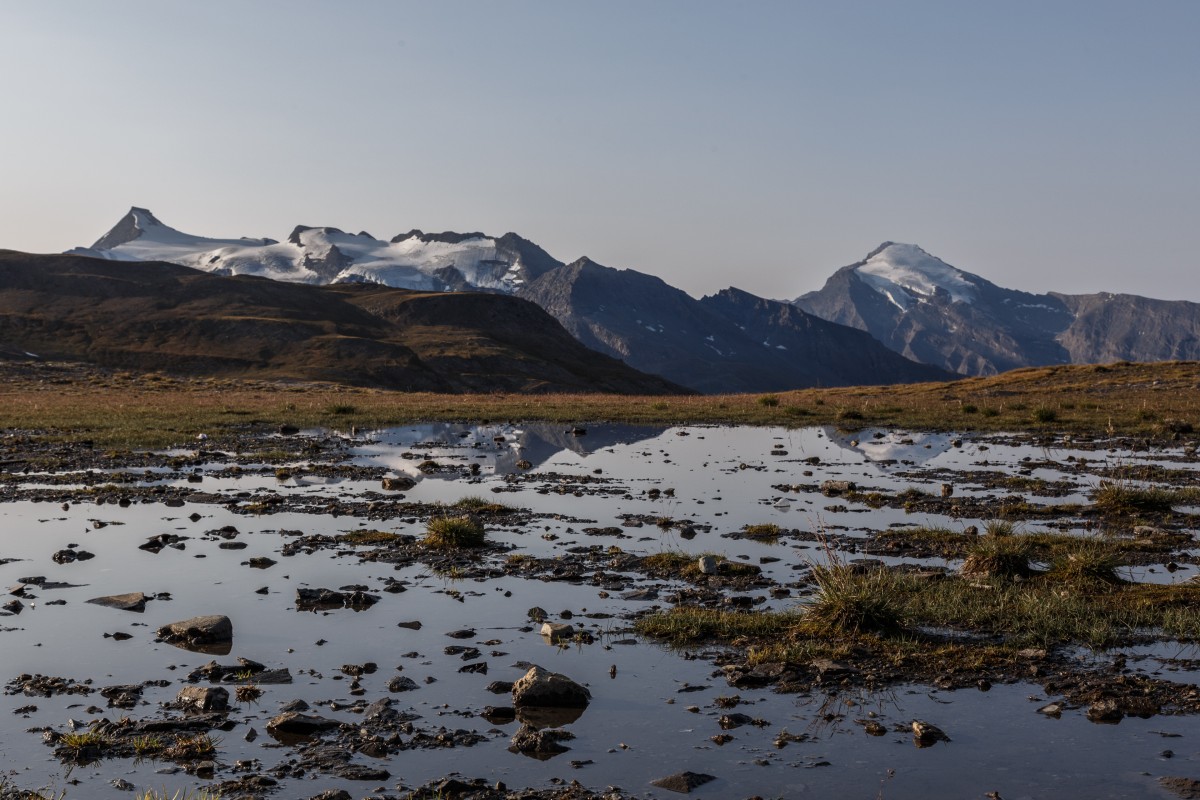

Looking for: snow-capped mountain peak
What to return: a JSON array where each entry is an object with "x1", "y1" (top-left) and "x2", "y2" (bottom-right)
[
  {"x1": 67, "y1": 208, "x2": 564, "y2": 293},
  {"x1": 855, "y1": 242, "x2": 977, "y2": 309}
]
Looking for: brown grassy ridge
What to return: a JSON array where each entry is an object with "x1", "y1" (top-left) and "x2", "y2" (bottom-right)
[{"x1": 0, "y1": 359, "x2": 1198, "y2": 447}]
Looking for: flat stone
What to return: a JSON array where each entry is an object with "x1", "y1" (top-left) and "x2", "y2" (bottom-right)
[
  {"x1": 156, "y1": 615, "x2": 233, "y2": 653},
  {"x1": 86, "y1": 592, "x2": 147, "y2": 613},
  {"x1": 266, "y1": 711, "x2": 340, "y2": 736}
]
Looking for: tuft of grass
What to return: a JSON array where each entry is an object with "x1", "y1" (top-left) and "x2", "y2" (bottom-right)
[
  {"x1": 1046, "y1": 538, "x2": 1124, "y2": 587},
  {"x1": 757, "y1": 394, "x2": 780, "y2": 408},
  {"x1": 424, "y1": 515, "x2": 486, "y2": 549},
  {"x1": 960, "y1": 531, "x2": 1036, "y2": 579},
  {"x1": 1032, "y1": 407, "x2": 1058, "y2": 423},
  {"x1": 961, "y1": 403, "x2": 978, "y2": 414},
  {"x1": 1093, "y1": 481, "x2": 1200, "y2": 515},
  {"x1": 59, "y1": 730, "x2": 112, "y2": 750},
  {"x1": 131, "y1": 734, "x2": 165, "y2": 756},
  {"x1": 454, "y1": 495, "x2": 516, "y2": 514},
  {"x1": 161, "y1": 733, "x2": 219, "y2": 761},
  {"x1": 800, "y1": 564, "x2": 906, "y2": 636},
  {"x1": 983, "y1": 520, "x2": 1016, "y2": 537},
  {"x1": 325, "y1": 403, "x2": 357, "y2": 415}
]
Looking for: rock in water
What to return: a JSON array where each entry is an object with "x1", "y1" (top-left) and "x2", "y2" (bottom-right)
[
  {"x1": 156, "y1": 615, "x2": 233, "y2": 653},
  {"x1": 381, "y1": 476, "x2": 416, "y2": 491},
  {"x1": 509, "y1": 724, "x2": 574, "y2": 758},
  {"x1": 539, "y1": 622, "x2": 575, "y2": 642},
  {"x1": 86, "y1": 592, "x2": 148, "y2": 613},
  {"x1": 176, "y1": 686, "x2": 229, "y2": 712},
  {"x1": 650, "y1": 772, "x2": 716, "y2": 793},
  {"x1": 511, "y1": 666, "x2": 590, "y2": 709},
  {"x1": 911, "y1": 719, "x2": 950, "y2": 746},
  {"x1": 266, "y1": 711, "x2": 340, "y2": 736}
]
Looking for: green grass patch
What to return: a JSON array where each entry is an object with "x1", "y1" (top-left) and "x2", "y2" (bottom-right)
[
  {"x1": 800, "y1": 564, "x2": 906, "y2": 636},
  {"x1": 453, "y1": 495, "x2": 517, "y2": 514},
  {"x1": 1044, "y1": 538, "x2": 1124, "y2": 586},
  {"x1": 1093, "y1": 481, "x2": 1200, "y2": 515},
  {"x1": 337, "y1": 529, "x2": 401, "y2": 546},
  {"x1": 960, "y1": 531, "x2": 1037, "y2": 579},
  {"x1": 634, "y1": 606, "x2": 800, "y2": 644},
  {"x1": 424, "y1": 515, "x2": 486, "y2": 549}
]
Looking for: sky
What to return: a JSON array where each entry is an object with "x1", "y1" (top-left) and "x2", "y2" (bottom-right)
[{"x1": 1, "y1": 1, "x2": 1197, "y2": 301}]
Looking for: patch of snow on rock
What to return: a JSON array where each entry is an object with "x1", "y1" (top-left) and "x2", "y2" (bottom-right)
[{"x1": 855, "y1": 243, "x2": 977, "y2": 308}]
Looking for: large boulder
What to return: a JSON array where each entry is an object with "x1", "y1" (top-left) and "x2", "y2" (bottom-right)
[{"x1": 511, "y1": 666, "x2": 590, "y2": 709}]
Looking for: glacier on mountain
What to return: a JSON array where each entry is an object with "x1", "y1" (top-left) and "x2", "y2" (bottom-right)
[
  {"x1": 855, "y1": 242, "x2": 978, "y2": 309},
  {"x1": 67, "y1": 208, "x2": 548, "y2": 293}
]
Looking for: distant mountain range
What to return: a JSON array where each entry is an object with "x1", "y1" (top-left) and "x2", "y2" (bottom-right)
[
  {"x1": 57, "y1": 209, "x2": 1200, "y2": 389},
  {"x1": 0, "y1": 251, "x2": 684, "y2": 394},
  {"x1": 518, "y1": 258, "x2": 948, "y2": 392},
  {"x1": 63, "y1": 209, "x2": 948, "y2": 391},
  {"x1": 795, "y1": 242, "x2": 1200, "y2": 375}
]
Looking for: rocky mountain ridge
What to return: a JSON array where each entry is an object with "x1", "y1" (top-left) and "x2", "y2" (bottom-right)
[{"x1": 795, "y1": 242, "x2": 1200, "y2": 375}]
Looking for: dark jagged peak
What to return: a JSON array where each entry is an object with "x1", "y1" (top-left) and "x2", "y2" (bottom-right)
[
  {"x1": 493, "y1": 232, "x2": 563, "y2": 280},
  {"x1": 288, "y1": 225, "x2": 348, "y2": 245},
  {"x1": 389, "y1": 230, "x2": 488, "y2": 245},
  {"x1": 288, "y1": 225, "x2": 313, "y2": 245},
  {"x1": 91, "y1": 207, "x2": 165, "y2": 249}
]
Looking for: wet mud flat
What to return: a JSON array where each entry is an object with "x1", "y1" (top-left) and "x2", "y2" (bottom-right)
[{"x1": 2, "y1": 423, "x2": 1200, "y2": 799}]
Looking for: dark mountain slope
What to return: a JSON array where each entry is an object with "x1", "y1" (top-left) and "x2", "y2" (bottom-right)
[
  {"x1": 519, "y1": 257, "x2": 951, "y2": 393},
  {"x1": 698, "y1": 288, "x2": 952, "y2": 387},
  {"x1": 1052, "y1": 292, "x2": 1200, "y2": 364},
  {"x1": 0, "y1": 251, "x2": 684, "y2": 394}
]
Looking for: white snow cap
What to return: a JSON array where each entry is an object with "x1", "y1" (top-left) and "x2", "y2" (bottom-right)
[
  {"x1": 67, "y1": 208, "x2": 534, "y2": 293},
  {"x1": 855, "y1": 242, "x2": 977, "y2": 310}
]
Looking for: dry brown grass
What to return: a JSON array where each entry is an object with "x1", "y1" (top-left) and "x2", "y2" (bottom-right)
[{"x1": 1, "y1": 360, "x2": 1198, "y2": 446}]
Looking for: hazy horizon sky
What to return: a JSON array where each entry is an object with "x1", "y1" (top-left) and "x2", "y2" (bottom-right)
[{"x1": 2, "y1": 1, "x2": 1197, "y2": 301}]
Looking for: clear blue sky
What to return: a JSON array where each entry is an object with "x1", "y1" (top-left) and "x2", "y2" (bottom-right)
[{"x1": 2, "y1": 1, "x2": 1197, "y2": 300}]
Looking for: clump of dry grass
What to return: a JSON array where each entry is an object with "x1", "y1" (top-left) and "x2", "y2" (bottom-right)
[
  {"x1": 960, "y1": 530, "x2": 1037, "y2": 580},
  {"x1": 800, "y1": 563, "x2": 906, "y2": 635},
  {"x1": 424, "y1": 515, "x2": 486, "y2": 549}
]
